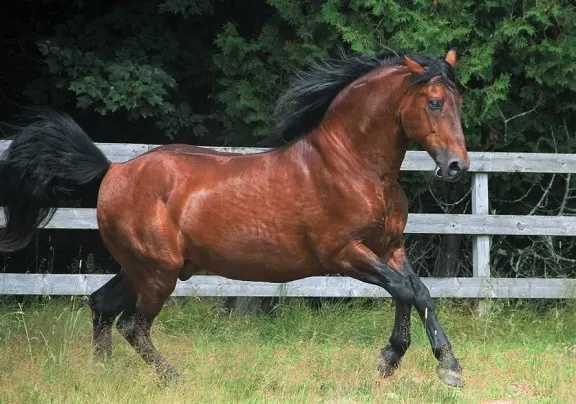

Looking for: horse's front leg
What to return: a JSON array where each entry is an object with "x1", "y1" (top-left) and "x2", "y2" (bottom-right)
[
  {"x1": 404, "y1": 258, "x2": 464, "y2": 387},
  {"x1": 339, "y1": 243, "x2": 464, "y2": 387}
]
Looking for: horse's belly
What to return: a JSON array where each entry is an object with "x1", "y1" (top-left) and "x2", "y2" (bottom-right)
[
  {"x1": 209, "y1": 261, "x2": 324, "y2": 283},
  {"x1": 185, "y1": 236, "x2": 325, "y2": 283}
]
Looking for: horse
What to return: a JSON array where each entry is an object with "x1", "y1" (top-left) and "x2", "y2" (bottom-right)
[{"x1": 0, "y1": 49, "x2": 470, "y2": 387}]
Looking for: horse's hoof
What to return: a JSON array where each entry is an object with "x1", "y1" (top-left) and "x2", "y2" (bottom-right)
[
  {"x1": 377, "y1": 346, "x2": 401, "y2": 378},
  {"x1": 437, "y1": 367, "x2": 465, "y2": 388}
]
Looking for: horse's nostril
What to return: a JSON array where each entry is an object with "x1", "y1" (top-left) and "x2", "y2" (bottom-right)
[{"x1": 448, "y1": 161, "x2": 461, "y2": 173}]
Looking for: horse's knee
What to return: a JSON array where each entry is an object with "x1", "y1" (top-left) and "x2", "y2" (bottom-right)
[
  {"x1": 389, "y1": 276, "x2": 415, "y2": 305},
  {"x1": 411, "y1": 277, "x2": 434, "y2": 310}
]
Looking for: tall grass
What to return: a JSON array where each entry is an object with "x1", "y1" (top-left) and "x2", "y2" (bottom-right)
[{"x1": 0, "y1": 297, "x2": 574, "y2": 403}]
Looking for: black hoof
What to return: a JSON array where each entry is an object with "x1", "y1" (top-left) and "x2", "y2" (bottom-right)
[
  {"x1": 437, "y1": 366, "x2": 464, "y2": 388},
  {"x1": 377, "y1": 346, "x2": 402, "y2": 378}
]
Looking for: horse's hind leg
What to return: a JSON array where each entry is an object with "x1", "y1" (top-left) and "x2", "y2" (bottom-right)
[
  {"x1": 89, "y1": 272, "x2": 135, "y2": 360},
  {"x1": 377, "y1": 301, "x2": 412, "y2": 377},
  {"x1": 115, "y1": 261, "x2": 180, "y2": 384}
]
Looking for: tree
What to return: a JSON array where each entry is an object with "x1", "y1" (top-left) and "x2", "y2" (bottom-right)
[{"x1": 4, "y1": 0, "x2": 225, "y2": 143}]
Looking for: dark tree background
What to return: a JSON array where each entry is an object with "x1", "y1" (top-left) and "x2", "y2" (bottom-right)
[{"x1": 1, "y1": 0, "x2": 575, "y2": 280}]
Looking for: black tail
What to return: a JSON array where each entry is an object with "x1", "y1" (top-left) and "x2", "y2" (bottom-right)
[{"x1": 0, "y1": 109, "x2": 110, "y2": 252}]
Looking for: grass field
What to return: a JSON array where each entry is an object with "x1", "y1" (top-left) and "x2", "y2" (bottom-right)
[{"x1": 0, "y1": 297, "x2": 574, "y2": 403}]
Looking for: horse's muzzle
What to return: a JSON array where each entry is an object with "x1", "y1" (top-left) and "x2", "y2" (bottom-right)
[{"x1": 435, "y1": 157, "x2": 469, "y2": 182}]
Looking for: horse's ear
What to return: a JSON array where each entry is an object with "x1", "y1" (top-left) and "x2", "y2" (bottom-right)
[
  {"x1": 445, "y1": 48, "x2": 457, "y2": 67},
  {"x1": 403, "y1": 55, "x2": 425, "y2": 74}
]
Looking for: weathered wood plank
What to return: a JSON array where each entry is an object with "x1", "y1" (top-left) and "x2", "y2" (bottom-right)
[
  {"x1": 0, "y1": 209, "x2": 98, "y2": 229},
  {"x1": 3, "y1": 208, "x2": 576, "y2": 236},
  {"x1": 399, "y1": 151, "x2": 576, "y2": 173},
  {"x1": 0, "y1": 274, "x2": 574, "y2": 298},
  {"x1": 403, "y1": 214, "x2": 576, "y2": 236},
  {"x1": 467, "y1": 152, "x2": 576, "y2": 174},
  {"x1": 188, "y1": 146, "x2": 271, "y2": 155},
  {"x1": 2, "y1": 140, "x2": 576, "y2": 173},
  {"x1": 172, "y1": 276, "x2": 576, "y2": 299},
  {"x1": 472, "y1": 173, "x2": 491, "y2": 277},
  {"x1": 98, "y1": 143, "x2": 150, "y2": 163},
  {"x1": 41, "y1": 208, "x2": 98, "y2": 229}
]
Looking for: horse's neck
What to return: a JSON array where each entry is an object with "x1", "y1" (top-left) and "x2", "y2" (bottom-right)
[{"x1": 305, "y1": 69, "x2": 409, "y2": 179}]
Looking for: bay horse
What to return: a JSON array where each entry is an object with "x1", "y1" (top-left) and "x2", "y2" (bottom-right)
[{"x1": 0, "y1": 49, "x2": 469, "y2": 387}]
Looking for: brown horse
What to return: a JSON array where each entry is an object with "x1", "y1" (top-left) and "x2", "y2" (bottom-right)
[{"x1": 0, "y1": 49, "x2": 469, "y2": 387}]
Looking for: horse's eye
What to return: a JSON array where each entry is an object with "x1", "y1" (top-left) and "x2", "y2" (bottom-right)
[{"x1": 427, "y1": 99, "x2": 443, "y2": 111}]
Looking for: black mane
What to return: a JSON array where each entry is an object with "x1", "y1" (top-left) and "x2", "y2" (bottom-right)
[{"x1": 271, "y1": 49, "x2": 458, "y2": 144}]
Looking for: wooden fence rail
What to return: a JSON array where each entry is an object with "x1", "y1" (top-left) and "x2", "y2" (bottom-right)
[{"x1": 1, "y1": 141, "x2": 576, "y2": 299}]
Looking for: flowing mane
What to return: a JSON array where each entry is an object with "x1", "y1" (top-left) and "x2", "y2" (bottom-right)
[{"x1": 271, "y1": 49, "x2": 458, "y2": 143}]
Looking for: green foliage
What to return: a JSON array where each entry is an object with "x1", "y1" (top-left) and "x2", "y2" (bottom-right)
[
  {"x1": 25, "y1": 0, "x2": 217, "y2": 139},
  {"x1": 213, "y1": 5, "x2": 338, "y2": 144},
  {"x1": 38, "y1": 40, "x2": 177, "y2": 116},
  {"x1": 158, "y1": 0, "x2": 215, "y2": 17}
]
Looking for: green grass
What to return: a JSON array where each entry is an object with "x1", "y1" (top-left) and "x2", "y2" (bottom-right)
[{"x1": 0, "y1": 297, "x2": 574, "y2": 403}]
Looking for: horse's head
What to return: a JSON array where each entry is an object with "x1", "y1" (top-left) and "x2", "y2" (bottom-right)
[
  {"x1": 272, "y1": 49, "x2": 470, "y2": 181},
  {"x1": 399, "y1": 49, "x2": 469, "y2": 182}
]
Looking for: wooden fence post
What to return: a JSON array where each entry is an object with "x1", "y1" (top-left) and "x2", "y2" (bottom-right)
[{"x1": 471, "y1": 172, "x2": 491, "y2": 316}]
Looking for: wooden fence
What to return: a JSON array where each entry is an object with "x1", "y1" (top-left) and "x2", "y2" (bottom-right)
[{"x1": 1, "y1": 141, "x2": 576, "y2": 299}]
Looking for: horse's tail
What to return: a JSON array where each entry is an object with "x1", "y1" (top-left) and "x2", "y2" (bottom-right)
[{"x1": 0, "y1": 109, "x2": 111, "y2": 252}]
